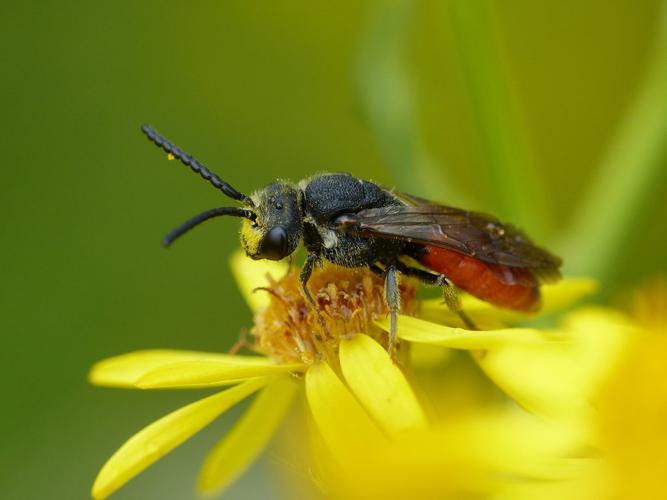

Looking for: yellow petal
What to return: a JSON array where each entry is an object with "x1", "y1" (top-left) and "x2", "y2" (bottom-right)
[
  {"x1": 229, "y1": 249, "x2": 288, "y2": 312},
  {"x1": 89, "y1": 350, "x2": 276, "y2": 388},
  {"x1": 421, "y1": 277, "x2": 598, "y2": 326},
  {"x1": 339, "y1": 335, "x2": 427, "y2": 434},
  {"x1": 535, "y1": 277, "x2": 599, "y2": 314},
  {"x1": 475, "y1": 307, "x2": 632, "y2": 426},
  {"x1": 328, "y1": 411, "x2": 587, "y2": 500},
  {"x1": 91, "y1": 378, "x2": 267, "y2": 499},
  {"x1": 305, "y1": 362, "x2": 387, "y2": 464},
  {"x1": 409, "y1": 342, "x2": 453, "y2": 368},
  {"x1": 378, "y1": 315, "x2": 549, "y2": 349},
  {"x1": 197, "y1": 376, "x2": 298, "y2": 496},
  {"x1": 137, "y1": 360, "x2": 305, "y2": 389}
]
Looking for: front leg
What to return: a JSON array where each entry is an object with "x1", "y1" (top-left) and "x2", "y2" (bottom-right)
[
  {"x1": 300, "y1": 252, "x2": 320, "y2": 310},
  {"x1": 300, "y1": 253, "x2": 328, "y2": 334}
]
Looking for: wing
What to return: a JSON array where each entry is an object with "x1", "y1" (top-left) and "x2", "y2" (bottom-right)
[{"x1": 349, "y1": 197, "x2": 562, "y2": 282}]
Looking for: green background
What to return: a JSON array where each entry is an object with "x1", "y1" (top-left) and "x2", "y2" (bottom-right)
[{"x1": 1, "y1": 1, "x2": 665, "y2": 498}]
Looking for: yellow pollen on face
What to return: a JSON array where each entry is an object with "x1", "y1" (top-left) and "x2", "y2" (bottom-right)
[
  {"x1": 240, "y1": 218, "x2": 263, "y2": 256},
  {"x1": 251, "y1": 264, "x2": 418, "y2": 364}
]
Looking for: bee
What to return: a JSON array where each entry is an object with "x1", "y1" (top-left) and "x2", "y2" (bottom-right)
[{"x1": 142, "y1": 124, "x2": 562, "y2": 352}]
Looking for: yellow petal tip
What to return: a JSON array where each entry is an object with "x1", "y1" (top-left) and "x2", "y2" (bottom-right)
[{"x1": 340, "y1": 334, "x2": 427, "y2": 434}]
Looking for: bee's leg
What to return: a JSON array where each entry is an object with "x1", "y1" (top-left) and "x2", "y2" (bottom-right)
[
  {"x1": 367, "y1": 264, "x2": 401, "y2": 353},
  {"x1": 300, "y1": 253, "x2": 328, "y2": 332},
  {"x1": 396, "y1": 263, "x2": 477, "y2": 330},
  {"x1": 300, "y1": 253, "x2": 318, "y2": 305},
  {"x1": 384, "y1": 265, "x2": 400, "y2": 356},
  {"x1": 441, "y1": 282, "x2": 477, "y2": 330},
  {"x1": 284, "y1": 255, "x2": 294, "y2": 279}
]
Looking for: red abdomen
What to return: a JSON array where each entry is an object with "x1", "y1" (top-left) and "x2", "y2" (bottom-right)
[{"x1": 417, "y1": 246, "x2": 540, "y2": 311}]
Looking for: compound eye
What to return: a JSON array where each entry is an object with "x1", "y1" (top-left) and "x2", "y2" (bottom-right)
[{"x1": 260, "y1": 226, "x2": 289, "y2": 260}]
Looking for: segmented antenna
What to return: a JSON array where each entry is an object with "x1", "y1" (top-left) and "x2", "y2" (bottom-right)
[
  {"x1": 163, "y1": 207, "x2": 255, "y2": 247},
  {"x1": 141, "y1": 124, "x2": 253, "y2": 205}
]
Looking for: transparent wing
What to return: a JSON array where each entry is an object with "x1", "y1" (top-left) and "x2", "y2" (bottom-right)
[{"x1": 351, "y1": 198, "x2": 561, "y2": 282}]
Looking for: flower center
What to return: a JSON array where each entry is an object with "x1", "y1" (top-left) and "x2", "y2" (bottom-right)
[{"x1": 251, "y1": 264, "x2": 418, "y2": 364}]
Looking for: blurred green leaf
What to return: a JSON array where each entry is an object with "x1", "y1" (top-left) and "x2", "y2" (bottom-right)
[
  {"x1": 357, "y1": 0, "x2": 470, "y2": 205},
  {"x1": 560, "y1": 2, "x2": 667, "y2": 281},
  {"x1": 446, "y1": 0, "x2": 551, "y2": 240},
  {"x1": 358, "y1": 0, "x2": 553, "y2": 240}
]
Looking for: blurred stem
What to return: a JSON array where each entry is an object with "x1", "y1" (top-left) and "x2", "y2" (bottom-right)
[
  {"x1": 560, "y1": 2, "x2": 667, "y2": 280},
  {"x1": 447, "y1": 1, "x2": 551, "y2": 240},
  {"x1": 357, "y1": 0, "x2": 470, "y2": 206}
]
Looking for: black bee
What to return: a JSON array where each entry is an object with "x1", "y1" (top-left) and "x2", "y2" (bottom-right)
[{"x1": 142, "y1": 125, "x2": 561, "y2": 352}]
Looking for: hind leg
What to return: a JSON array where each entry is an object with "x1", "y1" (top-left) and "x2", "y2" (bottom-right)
[{"x1": 396, "y1": 263, "x2": 477, "y2": 330}]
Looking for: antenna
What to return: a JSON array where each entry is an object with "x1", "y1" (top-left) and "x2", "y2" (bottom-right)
[
  {"x1": 163, "y1": 207, "x2": 255, "y2": 247},
  {"x1": 141, "y1": 124, "x2": 253, "y2": 206}
]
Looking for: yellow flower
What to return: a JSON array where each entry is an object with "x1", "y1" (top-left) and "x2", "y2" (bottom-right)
[
  {"x1": 319, "y1": 282, "x2": 667, "y2": 500},
  {"x1": 89, "y1": 250, "x2": 597, "y2": 499},
  {"x1": 592, "y1": 280, "x2": 667, "y2": 499},
  {"x1": 322, "y1": 412, "x2": 591, "y2": 500},
  {"x1": 89, "y1": 253, "x2": 426, "y2": 499},
  {"x1": 379, "y1": 277, "x2": 615, "y2": 431}
]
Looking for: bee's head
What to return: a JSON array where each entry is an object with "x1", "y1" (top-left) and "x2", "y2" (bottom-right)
[
  {"x1": 241, "y1": 182, "x2": 303, "y2": 261},
  {"x1": 142, "y1": 125, "x2": 302, "y2": 260}
]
